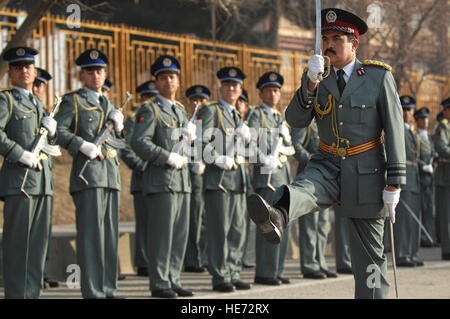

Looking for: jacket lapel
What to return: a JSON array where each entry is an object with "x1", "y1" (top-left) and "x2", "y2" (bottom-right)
[
  {"x1": 219, "y1": 101, "x2": 236, "y2": 128},
  {"x1": 320, "y1": 70, "x2": 340, "y2": 101}
]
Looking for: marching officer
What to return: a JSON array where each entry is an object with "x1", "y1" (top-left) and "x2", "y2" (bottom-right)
[
  {"x1": 197, "y1": 66, "x2": 252, "y2": 292},
  {"x1": 291, "y1": 119, "x2": 337, "y2": 279},
  {"x1": 434, "y1": 98, "x2": 450, "y2": 261},
  {"x1": 130, "y1": 55, "x2": 194, "y2": 298},
  {"x1": 247, "y1": 8, "x2": 406, "y2": 298},
  {"x1": 394, "y1": 96, "x2": 423, "y2": 267},
  {"x1": 0, "y1": 46, "x2": 58, "y2": 298},
  {"x1": 248, "y1": 71, "x2": 292, "y2": 285},
  {"x1": 414, "y1": 107, "x2": 435, "y2": 247},
  {"x1": 55, "y1": 49, "x2": 125, "y2": 299},
  {"x1": 120, "y1": 80, "x2": 158, "y2": 277},
  {"x1": 183, "y1": 84, "x2": 210, "y2": 273}
]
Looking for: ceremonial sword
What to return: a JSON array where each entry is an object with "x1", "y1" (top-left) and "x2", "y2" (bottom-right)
[
  {"x1": 399, "y1": 198, "x2": 434, "y2": 244},
  {"x1": 314, "y1": 0, "x2": 330, "y2": 81}
]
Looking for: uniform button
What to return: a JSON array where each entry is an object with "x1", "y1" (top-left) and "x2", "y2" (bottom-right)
[
  {"x1": 307, "y1": 100, "x2": 312, "y2": 105},
  {"x1": 362, "y1": 104, "x2": 366, "y2": 109},
  {"x1": 342, "y1": 157, "x2": 346, "y2": 160},
  {"x1": 338, "y1": 104, "x2": 343, "y2": 109},
  {"x1": 339, "y1": 122, "x2": 343, "y2": 126},
  {"x1": 374, "y1": 168, "x2": 378, "y2": 172}
]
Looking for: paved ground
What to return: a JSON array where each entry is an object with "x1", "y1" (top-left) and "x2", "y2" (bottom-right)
[{"x1": 1, "y1": 246, "x2": 448, "y2": 300}]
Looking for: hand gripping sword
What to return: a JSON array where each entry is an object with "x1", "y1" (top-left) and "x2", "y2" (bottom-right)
[{"x1": 314, "y1": 0, "x2": 331, "y2": 81}]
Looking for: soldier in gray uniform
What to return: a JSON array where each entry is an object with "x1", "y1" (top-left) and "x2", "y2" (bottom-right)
[
  {"x1": 292, "y1": 120, "x2": 337, "y2": 279},
  {"x1": 197, "y1": 66, "x2": 252, "y2": 292},
  {"x1": 434, "y1": 98, "x2": 450, "y2": 260},
  {"x1": 248, "y1": 72, "x2": 292, "y2": 286},
  {"x1": 55, "y1": 49, "x2": 125, "y2": 299},
  {"x1": 183, "y1": 84, "x2": 210, "y2": 273},
  {"x1": 0, "y1": 46, "x2": 58, "y2": 299},
  {"x1": 414, "y1": 107, "x2": 436, "y2": 247},
  {"x1": 247, "y1": 8, "x2": 406, "y2": 299},
  {"x1": 394, "y1": 96, "x2": 423, "y2": 267},
  {"x1": 130, "y1": 55, "x2": 194, "y2": 298},
  {"x1": 120, "y1": 80, "x2": 158, "y2": 277}
]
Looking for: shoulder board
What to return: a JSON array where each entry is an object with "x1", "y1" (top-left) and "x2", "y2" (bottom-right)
[
  {"x1": 175, "y1": 100, "x2": 185, "y2": 110},
  {"x1": 363, "y1": 60, "x2": 392, "y2": 71},
  {"x1": 440, "y1": 119, "x2": 448, "y2": 125},
  {"x1": 303, "y1": 66, "x2": 309, "y2": 73},
  {"x1": 64, "y1": 89, "x2": 83, "y2": 98},
  {"x1": 0, "y1": 87, "x2": 12, "y2": 93},
  {"x1": 127, "y1": 111, "x2": 137, "y2": 119},
  {"x1": 204, "y1": 100, "x2": 219, "y2": 107}
]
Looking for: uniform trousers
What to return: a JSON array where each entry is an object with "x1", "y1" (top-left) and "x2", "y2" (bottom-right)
[
  {"x1": 204, "y1": 190, "x2": 246, "y2": 287},
  {"x1": 3, "y1": 195, "x2": 52, "y2": 299},
  {"x1": 73, "y1": 188, "x2": 119, "y2": 299},
  {"x1": 144, "y1": 192, "x2": 190, "y2": 291}
]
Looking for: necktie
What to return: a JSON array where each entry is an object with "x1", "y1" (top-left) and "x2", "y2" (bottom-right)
[
  {"x1": 29, "y1": 93, "x2": 37, "y2": 106},
  {"x1": 336, "y1": 69, "x2": 346, "y2": 95},
  {"x1": 99, "y1": 95, "x2": 108, "y2": 112}
]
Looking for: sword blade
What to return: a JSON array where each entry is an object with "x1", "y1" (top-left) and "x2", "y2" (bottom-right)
[
  {"x1": 399, "y1": 199, "x2": 434, "y2": 244},
  {"x1": 315, "y1": 0, "x2": 322, "y2": 54},
  {"x1": 389, "y1": 221, "x2": 399, "y2": 298}
]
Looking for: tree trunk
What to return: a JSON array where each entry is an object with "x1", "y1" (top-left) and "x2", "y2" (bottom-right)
[{"x1": 0, "y1": 0, "x2": 57, "y2": 79}]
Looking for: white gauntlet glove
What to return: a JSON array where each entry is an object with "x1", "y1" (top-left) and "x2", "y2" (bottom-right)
[
  {"x1": 307, "y1": 54, "x2": 325, "y2": 83},
  {"x1": 182, "y1": 121, "x2": 197, "y2": 142},
  {"x1": 167, "y1": 152, "x2": 186, "y2": 170},
  {"x1": 262, "y1": 154, "x2": 282, "y2": 173},
  {"x1": 279, "y1": 124, "x2": 291, "y2": 144},
  {"x1": 19, "y1": 150, "x2": 39, "y2": 169},
  {"x1": 191, "y1": 162, "x2": 206, "y2": 175},
  {"x1": 79, "y1": 141, "x2": 101, "y2": 160},
  {"x1": 235, "y1": 123, "x2": 251, "y2": 143},
  {"x1": 214, "y1": 155, "x2": 235, "y2": 170},
  {"x1": 382, "y1": 188, "x2": 401, "y2": 224},
  {"x1": 422, "y1": 164, "x2": 433, "y2": 174},
  {"x1": 108, "y1": 109, "x2": 124, "y2": 134},
  {"x1": 42, "y1": 116, "x2": 57, "y2": 137}
]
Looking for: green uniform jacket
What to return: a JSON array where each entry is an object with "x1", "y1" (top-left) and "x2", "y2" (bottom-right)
[
  {"x1": 54, "y1": 88, "x2": 121, "y2": 194},
  {"x1": 120, "y1": 114, "x2": 146, "y2": 194},
  {"x1": 197, "y1": 100, "x2": 247, "y2": 192},
  {"x1": 434, "y1": 121, "x2": 450, "y2": 187},
  {"x1": 291, "y1": 121, "x2": 320, "y2": 174},
  {"x1": 247, "y1": 104, "x2": 291, "y2": 189},
  {"x1": 403, "y1": 126, "x2": 420, "y2": 193},
  {"x1": 0, "y1": 88, "x2": 54, "y2": 199},
  {"x1": 285, "y1": 59, "x2": 406, "y2": 218},
  {"x1": 130, "y1": 96, "x2": 191, "y2": 194}
]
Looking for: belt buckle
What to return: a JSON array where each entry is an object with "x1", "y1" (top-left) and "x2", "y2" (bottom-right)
[{"x1": 337, "y1": 147, "x2": 347, "y2": 157}]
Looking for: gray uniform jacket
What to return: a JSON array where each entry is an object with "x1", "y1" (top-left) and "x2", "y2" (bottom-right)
[{"x1": 434, "y1": 121, "x2": 450, "y2": 187}]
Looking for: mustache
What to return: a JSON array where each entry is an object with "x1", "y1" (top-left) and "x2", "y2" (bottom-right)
[{"x1": 324, "y1": 48, "x2": 337, "y2": 55}]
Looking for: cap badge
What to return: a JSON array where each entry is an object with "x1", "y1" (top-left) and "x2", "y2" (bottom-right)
[
  {"x1": 404, "y1": 96, "x2": 410, "y2": 103},
  {"x1": 16, "y1": 48, "x2": 25, "y2": 56},
  {"x1": 90, "y1": 50, "x2": 99, "y2": 60},
  {"x1": 195, "y1": 87, "x2": 203, "y2": 93},
  {"x1": 269, "y1": 73, "x2": 277, "y2": 81},
  {"x1": 325, "y1": 10, "x2": 337, "y2": 23},
  {"x1": 163, "y1": 58, "x2": 172, "y2": 67},
  {"x1": 229, "y1": 69, "x2": 237, "y2": 77},
  {"x1": 149, "y1": 82, "x2": 156, "y2": 89}
]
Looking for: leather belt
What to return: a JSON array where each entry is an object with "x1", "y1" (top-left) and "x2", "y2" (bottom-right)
[{"x1": 319, "y1": 136, "x2": 383, "y2": 157}]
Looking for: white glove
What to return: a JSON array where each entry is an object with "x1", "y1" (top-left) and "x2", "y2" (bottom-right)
[
  {"x1": 214, "y1": 155, "x2": 235, "y2": 170},
  {"x1": 182, "y1": 121, "x2": 197, "y2": 142},
  {"x1": 262, "y1": 154, "x2": 282, "y2": 172},
  {"x1": 42, "y1": 116, "x2": 57, "y2": 137},
  {"x1": 191, "y1": 162, "x2": 206, "y2": 175},
  {"x1": 79, "y1": 141, "x2": 101, "y2": 160},
  {"x1": 167, "y1": 152, "x2": 186, "y2": 170},
  {"x1": 382, "y1": 188, "x2": 401, "y2": 224},
  {"x1": 108, "y1": 109, "x2": 124, "y2": 134},
  {"x1": 19, "y1": 150, "x2": 39, "y2": 169},
  {"x1": 307, "y1": 54, "x2": 325, "y2": 83},
  {"x1": 422, "y1": 164, "x2": 433, "y2": 174},
  {"x1": 236, "y1": 123, "x2": 251, "y2": 143},
  {"x1": 279, "y1": 124, "x2": 291, "y2": 144}
]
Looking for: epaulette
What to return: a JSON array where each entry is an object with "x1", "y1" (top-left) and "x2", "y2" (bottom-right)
[
  {"x1": 0, "y1": 87, "x2": 12, "y2": 93},
  {"x1": 303, "y1": 67, "x2": 309, "y2": 73},
  {"x1": 363, "y1": 60, "x2": 392, "y2": 71},
  {"x1": 441, "y1": 118, "x2": 448, "y2": 125},
  {"x1": 204, "y1": 100, "x2": 219, "y2": 107}
]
